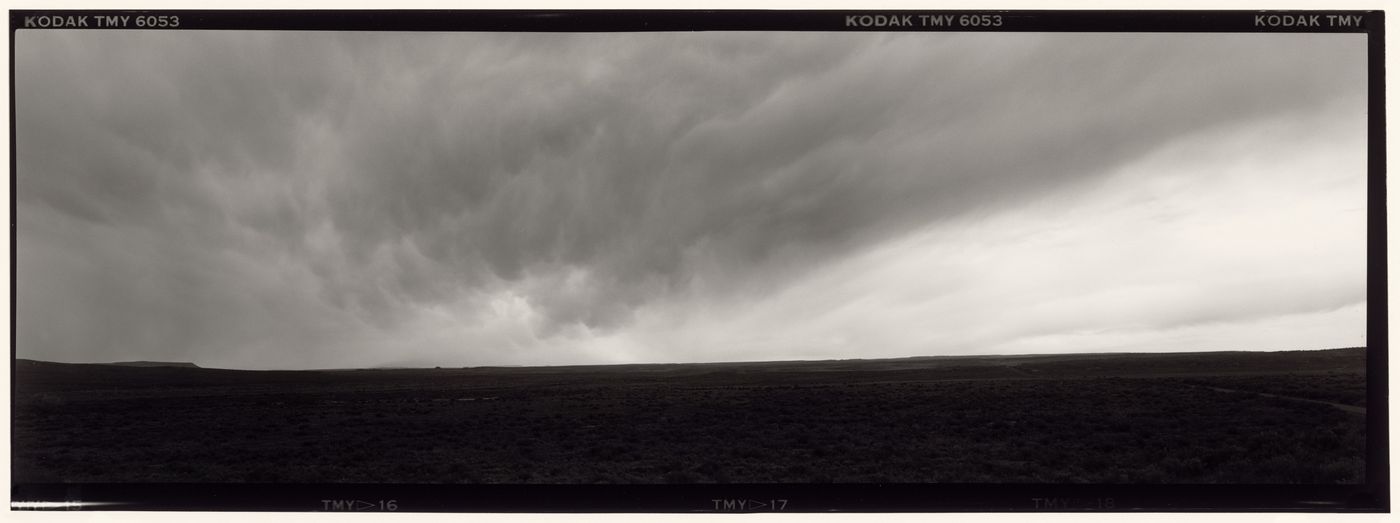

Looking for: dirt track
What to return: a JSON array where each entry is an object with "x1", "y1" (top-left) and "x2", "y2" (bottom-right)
[{"x1": 1201, "y1": 386, "x2": 1366, "y2": 415}]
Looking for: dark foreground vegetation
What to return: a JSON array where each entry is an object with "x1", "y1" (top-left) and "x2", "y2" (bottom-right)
[{"x1": 13, "y1": 348, "x2": 1367, "y2": 484}]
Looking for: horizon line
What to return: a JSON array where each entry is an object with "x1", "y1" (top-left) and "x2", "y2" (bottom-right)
[{"x1": 13, "y1": 345, "x2": 1367, "y2": 373}]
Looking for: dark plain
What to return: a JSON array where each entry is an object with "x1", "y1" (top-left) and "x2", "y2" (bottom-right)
[{"x1": 12, "y1": 348, "x2": 1366, "y2": 484}]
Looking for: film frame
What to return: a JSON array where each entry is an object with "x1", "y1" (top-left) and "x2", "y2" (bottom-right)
[{"x1": 6, "y1": 8, "x2": 1389, "y2": 513}]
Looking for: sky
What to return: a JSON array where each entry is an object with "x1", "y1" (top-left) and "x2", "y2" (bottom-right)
[{"x1": 14, "y1": 31, "x2": 1368, "y2": 370}]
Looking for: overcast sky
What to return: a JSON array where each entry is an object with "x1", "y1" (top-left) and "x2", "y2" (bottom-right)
[{"x1": 15, "y1": 31, "x2": 1367, "y2": 369}]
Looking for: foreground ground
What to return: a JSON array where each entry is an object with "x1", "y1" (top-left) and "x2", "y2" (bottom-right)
[{"x1": 12, "y1": 348, "x2": 1367, "y2": 483}]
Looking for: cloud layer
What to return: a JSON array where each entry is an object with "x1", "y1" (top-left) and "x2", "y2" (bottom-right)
[{"x1": 15, "y1": 31, "x2": 1367, "y2": 368}]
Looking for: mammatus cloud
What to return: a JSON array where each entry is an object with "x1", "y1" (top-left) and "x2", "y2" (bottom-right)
[{"x1": 16, "y1": 31, "x2": 1367, "y2": 368}]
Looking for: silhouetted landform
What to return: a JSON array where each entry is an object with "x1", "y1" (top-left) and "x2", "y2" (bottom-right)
[
  {"x1": 109, "y1": 361, "x2": 201, "y2": 368},
  {"x1": 13, "y1": 348, "x2": 1367, "y2": 484}
]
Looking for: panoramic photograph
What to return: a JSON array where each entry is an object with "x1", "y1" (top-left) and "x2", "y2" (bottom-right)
[{"x1": 13, "y1": 29, "x2": 1368, "y2": 485}]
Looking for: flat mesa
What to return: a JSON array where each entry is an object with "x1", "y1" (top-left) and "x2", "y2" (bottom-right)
[{"x1": 108, "y1": 361, "x2": 201, "y2": 369}]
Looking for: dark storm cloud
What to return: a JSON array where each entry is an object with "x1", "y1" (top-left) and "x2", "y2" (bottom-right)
[
  {"x1": 14, "y1": 31, "x2": 1366, "y2": 367},
  {"x1": 315, "y1": 33, "x2": 1363, "y2": 324}
]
